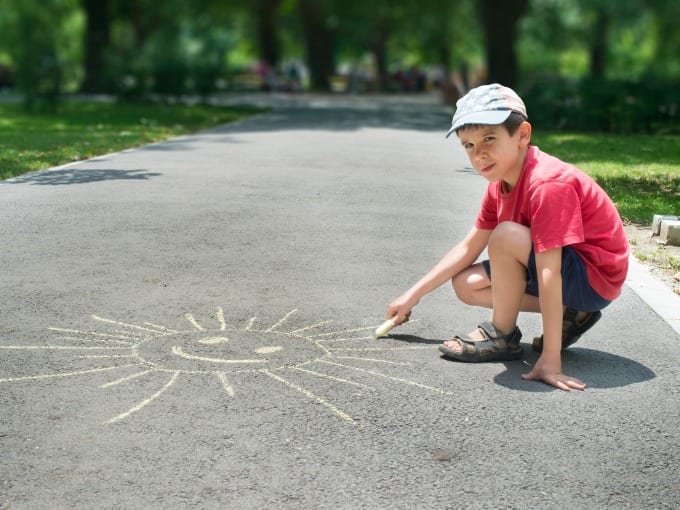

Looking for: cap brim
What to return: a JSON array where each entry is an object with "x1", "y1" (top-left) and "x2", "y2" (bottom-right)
[{"x1": 445, "y1": 110, "x2": 512, "y2": 138}]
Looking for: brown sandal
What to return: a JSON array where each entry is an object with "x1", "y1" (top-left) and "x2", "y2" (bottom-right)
[
  {"x1": 439, "y1": 321, "x2": 523, "y2": 362},
  {"x1": 532, "y1": 308, "x2": 602, "y2": 352}
]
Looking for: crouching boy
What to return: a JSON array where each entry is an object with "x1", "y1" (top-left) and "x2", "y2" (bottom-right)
[{"x1": 386, "y1": 83, "x2": 629, "y2": 391}]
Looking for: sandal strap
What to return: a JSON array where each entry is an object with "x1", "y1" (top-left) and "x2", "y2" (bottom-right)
[
  {"x1": 478, "y1": 321, "x2": 505, "y2": 339},
  {"x1": 454, "y1": 322, "x2": 522, "y2": 352},
  {"x1": 479, "y1": 321, "x2": 522, "y2": 345}
]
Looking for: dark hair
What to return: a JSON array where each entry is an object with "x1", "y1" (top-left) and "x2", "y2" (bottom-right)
[
  {"x1": 456, "y1": 111, "x2": 528, "y2": 136},
  {"x1": 502, "y1": 111, "x2": 528, "y2": 135}
]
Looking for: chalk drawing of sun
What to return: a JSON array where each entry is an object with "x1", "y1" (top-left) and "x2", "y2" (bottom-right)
[{"x1": 0, "y1": 308, "x2": 450, "y2": 427}]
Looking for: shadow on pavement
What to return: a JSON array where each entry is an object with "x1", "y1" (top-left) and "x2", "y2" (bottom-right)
[
  {"x1": 389, "y1": 333, "x2": 443, "y2": 345},
  {"x1": 210, "y1": 106, "x2": 451, "y2": 135},
  {"x1": 6, "y1": 168, "x2": 162, "y2": 185},
  {"x1": 388, "y1": 334, "x2": 654, "y2": 391},
  {"x1": 493, "y1": 346, "x2": 656, "y2": 391}
]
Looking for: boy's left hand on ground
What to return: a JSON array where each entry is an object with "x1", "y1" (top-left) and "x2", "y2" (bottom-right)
[{"x1": 521, "y1": 355, "x2": 587, "y2": 392}]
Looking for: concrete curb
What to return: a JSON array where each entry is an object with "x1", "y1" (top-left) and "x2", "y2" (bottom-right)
[{"x1": 626, "y1": 254, "x2": 680, "y2": 335}]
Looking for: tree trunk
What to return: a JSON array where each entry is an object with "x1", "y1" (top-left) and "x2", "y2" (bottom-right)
[
  {"x1": 255, "y1": 0, "x2": 282, "y2": 68},
  {"x1": 81, "y1": 0, "x2": 111, "y2": 93},
  {"x1": 478, "y1": 0, "x2": 528, "y2": 87},
  {"x1": 589, "y1": 8, "x2": 608, "y2": 79},
  {"x1": 372, "y1": 22, "x2": 389, "y2": 92},
  {"x1": 298, "y1": 0, "x2": 336, "y2": 91}
]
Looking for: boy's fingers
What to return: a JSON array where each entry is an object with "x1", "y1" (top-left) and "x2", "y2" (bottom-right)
[
  {"x1": 389, "y1": 312, "x2": 402, "y2": 323},
  {"x1": 386, "y1": 310, "x2": 410, "y2": 324},
  {"x1": 522, "y1": 370, "x2": 586, "y2": 391},
  {"x1": 556, "y1": 380, "x2": 571, "y2": 392},
  {"x1": 559, "y1": 375, "x2": 586, "y2": 390},
  {"x1": 566, "y1": 379, "x2": 586, "y2": 390}
]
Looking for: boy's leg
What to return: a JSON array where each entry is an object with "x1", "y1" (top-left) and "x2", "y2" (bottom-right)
[
  {"x1": 486, "y1": 222, "x2": 534, "y2": 333},
  {"x1": 452, "y1": 264, "x2": 540, "y2": 312},
  {"x1": 444, "y1": 222, "x2": 534, "y2": 351},
  {"x1": 446, "y1": 223, "x2": 609, "y2": 357},
  {"x1": 451, "y1": 264, "x2": 494, "y2": 307},
  {"x1": 452, "y1": 221, "x2": 540, "y2": 315},
  {"x1": 531, "y1": 246, "x2": 611, "y2": 352}
]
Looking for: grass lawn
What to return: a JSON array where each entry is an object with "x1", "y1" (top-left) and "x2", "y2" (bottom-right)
[
  {"x1": 533, "y1": 132, "x2": 680, "y2": 224},
  {"x1": 0, "y1": 101, "x2": 264, "y2": 181}
]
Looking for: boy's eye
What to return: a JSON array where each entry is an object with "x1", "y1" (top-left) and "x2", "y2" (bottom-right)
[{"x1": 484, "y1": 136, "x2": 495, "y2": 142}]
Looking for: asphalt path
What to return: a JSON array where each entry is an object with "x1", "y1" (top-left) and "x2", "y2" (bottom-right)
[{"x1": 1, "y1": 94, "x2": 678, "y2": 509}]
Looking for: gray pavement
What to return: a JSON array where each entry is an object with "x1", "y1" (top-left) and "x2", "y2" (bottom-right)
[{"x1": 1, "y1": 94, "x2": 679, "y2": 509}]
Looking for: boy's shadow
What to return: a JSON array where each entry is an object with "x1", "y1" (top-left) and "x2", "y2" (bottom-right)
[
  {"x1": 389, "y1": 333, "x2": 442, "y2": 345},
  {"x1": 492, "y1": 346, "x2": 656, "y2": 392},
  {"x1": 390, "y1": 335, "x2": 656, "y2": 392}
]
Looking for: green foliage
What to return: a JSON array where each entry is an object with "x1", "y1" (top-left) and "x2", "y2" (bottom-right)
[
  {"x1": 0, "y1": 0, "x2": 82, "y2": 111},
  {"x1": 533, "y1": 132, "x2": 680, "y2": 222},
  {"x1": 645, "y1": 0, "x2": 680, "y2": 78},
  {"x1": 0, "y1": 102, "x2": 264, "y2": 180},
  {"x1": 521, "y1": 78, "x2": 680, "y2": 134},
  {"x1": 0, "y1": 0, "x2": 677, "y2": 114},
  {"x1": 519, "y1": 0, "x2": 677, "y2": 81},
  {"x1": 104, "y1": 3, "x2": 240, "y2": 100}
]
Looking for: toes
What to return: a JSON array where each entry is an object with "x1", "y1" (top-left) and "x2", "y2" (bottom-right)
[{"x1": 442, "y1": 340, "x2": 463, "y2": 353}]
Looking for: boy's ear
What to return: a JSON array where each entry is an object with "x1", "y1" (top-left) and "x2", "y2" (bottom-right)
[{"x1": 518, "y1": 121, "x2": 532, "y2": 146}]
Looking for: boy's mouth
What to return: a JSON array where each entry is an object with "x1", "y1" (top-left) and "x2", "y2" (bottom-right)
[{"x1": 479, "y1": 163, "x2": 495, "y2": 174}]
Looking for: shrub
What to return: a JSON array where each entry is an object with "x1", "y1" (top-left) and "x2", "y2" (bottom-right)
[{"x1": 521, "y1": 78, "x2": 679, "y2": 134}]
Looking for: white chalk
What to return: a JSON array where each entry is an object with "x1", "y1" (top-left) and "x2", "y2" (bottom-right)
[
  {"x1": 374, "y1": 319, "x2": 396, "y2": 338},
  {"x1": 374, "y1": 315, "x2": 409, "y2": 338}
]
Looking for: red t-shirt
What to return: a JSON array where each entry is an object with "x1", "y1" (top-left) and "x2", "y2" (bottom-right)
[{"x1": 475, "y1": 145, "x2": 629, "y2": 300}]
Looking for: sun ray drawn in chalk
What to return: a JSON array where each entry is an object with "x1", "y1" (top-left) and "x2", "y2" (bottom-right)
[
  {"x1": 0, "y1": 307, "x2": 450, "y2": 427},
  {"x1": 101, "y1": 370, "x2": 153, "y2": 388}
]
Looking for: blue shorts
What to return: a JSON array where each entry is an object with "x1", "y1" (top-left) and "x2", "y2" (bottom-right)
[{"x1": 482, "y1": 246, "x2": 611, "y2": 312}]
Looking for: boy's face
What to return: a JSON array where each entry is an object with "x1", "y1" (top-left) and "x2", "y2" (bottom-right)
[{"x1": 457, "y1": 122, "x2": 531, "y2": 187}]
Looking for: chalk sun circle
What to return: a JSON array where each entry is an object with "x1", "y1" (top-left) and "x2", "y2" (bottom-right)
[{"x1": 134, "y1": 330, "x2": 324, "y2": 373}]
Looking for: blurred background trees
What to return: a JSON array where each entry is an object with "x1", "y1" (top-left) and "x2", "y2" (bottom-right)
[{"x1": 0, "y1": 0, "x2": 677, "y2": 132}]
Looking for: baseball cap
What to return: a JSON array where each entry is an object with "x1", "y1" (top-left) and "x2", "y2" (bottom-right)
[{"x1": 445, "y1": 83, "x2": 527, "y2": 138}]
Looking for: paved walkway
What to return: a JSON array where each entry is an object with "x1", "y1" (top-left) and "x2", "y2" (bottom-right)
[{"x1": 1, "y1": 94, "x2": 678, "y2": 509}]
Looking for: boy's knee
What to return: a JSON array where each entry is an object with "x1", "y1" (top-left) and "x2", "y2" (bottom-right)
[
  {"x1": 489, "y1": 222, "x2": 531, "y2": 251},
  {"x1": 451, "y1": 266, "x2": 488, "y2": 305},
  {"x1": 451, "y1": 272, "x2": 465, "y2": 297},
  {"x1": 451, "y1": 273, "x2": 471, "y2": 304}
]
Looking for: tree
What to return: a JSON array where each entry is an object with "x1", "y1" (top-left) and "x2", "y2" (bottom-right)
[
  {"x1": 396, "y1": 0, "x2": 481, "y2": 94},
  {"x1": 518, "y1": 0, "x2": 664, "y2": 81},
  {"x1": 369, "y1": 7, "x2": 390, "y2": 91},
  {"x1": 647, "y1": 0, "x2": 680, "y2": 78},
  {"x1": 254, "y1": 0, "x2": 283, "y2": 68},
  {"x1": 330, "y1": 0, "x2": 393, "y2": 91},
  {"x1": 588, "y1": 6, "x2": 608, "y2": 79},
  {"x1": 478, "y1": 0, "x2": 529, "y2": 86},
  {"x1": 298, "y1": 0, "x2": 337, "y2": 91},
  {"x1": 81, "y1": 0, "x2": 111, "y2": 93},
  {"x1": 2, "y1": 0, "x2": 80, "y2": 111}
]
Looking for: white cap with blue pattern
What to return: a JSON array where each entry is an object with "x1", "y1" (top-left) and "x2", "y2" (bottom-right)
[{"x1": 446, "y1": 83, "x2": 527, "y2": 138}]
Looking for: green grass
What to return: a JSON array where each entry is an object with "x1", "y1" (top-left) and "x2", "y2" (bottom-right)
[
  {"x1": 0, "y1": 101, "x2": 264, "y2": 181},
  {"x1": 533, "y1": 132, "x2": 680, "y2": 224}
]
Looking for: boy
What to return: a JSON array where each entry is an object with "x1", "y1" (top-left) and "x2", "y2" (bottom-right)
[{"x1": 386, "y1": 83, "x2": 629, "y2": 391}]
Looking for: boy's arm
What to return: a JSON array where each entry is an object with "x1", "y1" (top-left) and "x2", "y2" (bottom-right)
[
  {"x1": 521, "y1": 247, "x2": 587, "y2": 391},
  {"x1": 386, "y1": 226, "x2": 491, "y2": 323}
]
